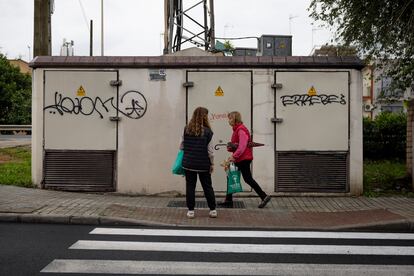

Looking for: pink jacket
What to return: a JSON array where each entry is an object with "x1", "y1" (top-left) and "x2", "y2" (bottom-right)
[{"x1": 229, "y1": 123, "x2": 253, "y2": 162}]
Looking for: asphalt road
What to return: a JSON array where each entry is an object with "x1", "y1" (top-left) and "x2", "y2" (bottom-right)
[
  {"x1": 0, "y1": 135, "x2": 31, "y2": 148},
  {"x1": 1, "y1": 222, "x2": 414, "y2": 276}
]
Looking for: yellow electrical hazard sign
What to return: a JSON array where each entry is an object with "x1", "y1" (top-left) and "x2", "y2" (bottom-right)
[
  {"x1": 307, "y1": 86, "x2": 317, "y2": 96},
  {"x1": 77, "y1": 85, "x2": 86, "y2": 97},
  {"x1": 215, "y1": 86, "x2": 224, "y2": 96}
]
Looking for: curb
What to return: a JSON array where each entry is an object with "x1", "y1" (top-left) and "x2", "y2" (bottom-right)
[
  {"x1": 325, "y1": 219, "x2": 414, "y2": 232},
  {"x1": 0, "y1": 213, "x2": 170, "y2": 228},
  {"x1": 1, "y1": 213, "x2": 414, "y2": 232}
]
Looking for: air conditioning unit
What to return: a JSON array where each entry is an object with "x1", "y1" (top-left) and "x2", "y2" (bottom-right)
[{"x1": 363, "y1": 103, "x2": 374, "y2": 112}]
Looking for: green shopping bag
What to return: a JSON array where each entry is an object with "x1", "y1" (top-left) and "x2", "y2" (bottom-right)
[
  {"x1": 227, "y1": 163, "x2": 242, "y2": 194},
  {"x1": 172, "y1": 150, "x2": 185, "y2": 175}
]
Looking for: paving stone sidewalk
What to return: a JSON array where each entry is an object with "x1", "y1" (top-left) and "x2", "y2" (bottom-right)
[{"x1": 1, "y1": 185, "x2": 413, "y2": 231}]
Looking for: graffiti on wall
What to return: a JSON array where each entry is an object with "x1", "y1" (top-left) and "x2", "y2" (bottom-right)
[
  {"x1": 119, "y1": 90, "x2": 147, "y2": 119},
  {"x1": 209, "y1": 112, "x2": 228, "y2": 121},
  {"x1": 44, "y1": 90, "x2": 147, "y2": 119},
  {"x1": 280, "y1": 93, "x2": 347, "y2": 107}
]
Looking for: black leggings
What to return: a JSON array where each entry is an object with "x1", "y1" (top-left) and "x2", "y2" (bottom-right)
[
  {"x1": 185, "y1": 170, "x2": 216, "y2": 210},
  {"x1": 226, "y1": 160, "x2": 267, "y2": 201}
]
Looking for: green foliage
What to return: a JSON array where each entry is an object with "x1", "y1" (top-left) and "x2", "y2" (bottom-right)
[
  {"x1": 309, "y1": 0, "x2": 414, "y2": 91},
  {"x1": 223, "y1": 40, "x2": 235, "y2": 55},
  {"x1": 314, "y1": 44, "x2": 358, "y2": 56},
  {"x1": 363, "y1": 160, "x2": 412, "y2": 197},
  {"x1": 363, "y1": 112, "x2": 406, "y2": 160},
  {"x1": 0, "y1": 146, "x2": 32, "y2": 187},
  {"x1": 0, "y1": 53, "x2": 32, "y2": 125}
]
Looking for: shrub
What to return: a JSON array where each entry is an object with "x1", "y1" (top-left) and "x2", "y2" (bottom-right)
[
  {"x1": 0, "y1": 53, "x2": 32, "y2": 125},
  {"x1": 363, "y1": 112, "x2": 406, "y2": 160},
  {"x1": 363, "y1": 160, "x2": 412, "y2": 196}
]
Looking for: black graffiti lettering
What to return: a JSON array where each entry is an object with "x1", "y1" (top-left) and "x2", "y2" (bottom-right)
[
  {"x1": 322, "y1": 94, "x2": 340, "y2": 105},
  {"x1": 293, "y1": 95, "x2": 304, "y2": 106},
  {"x1": 93, "y1": 96, "x2": 113, "y2": 119},
  {"x1": 281, "y1": 93, "x2": 347, "y2": 106},
  {"x1": 78, "y1": 96, "x2": 95, "y2": 116},
  {"x1": 118, "y1": 90, "x2": 147, "y2": 119},
  {"x1": 310, "y1": 95, "x2": 321, "y2": 105},
  {"x1": 44, "y1": 90, "x2": 148, "y2": 119},
  {"x1": 318, "y1": 94, "x2": 327, "y2": 105},
  {"x1": 303, "y1": 95, "x2": 313, "y2": 106},
  {"x1": 340, "y1": 94, "x2": 346, "y2": 104},
  {"x1": 280, "y1": 95, "x2": 295, "y2": 106},
  {"x1": 47, "y1": 92, "x2": 64, "y2": 115}
]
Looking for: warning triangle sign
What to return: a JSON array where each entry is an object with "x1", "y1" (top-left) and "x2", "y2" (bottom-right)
[
  {"x1": 307, "y1": 86, "x2": 317, "y2": 96},
  {"x1": 77, "y1": 85, "x2": 86, "y2": 97},
  {"x1": 215, "y1": 86, "x2": 224, "y2": 96}
]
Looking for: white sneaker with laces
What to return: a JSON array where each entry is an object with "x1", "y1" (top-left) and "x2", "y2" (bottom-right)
[
  {"x1": 186, "y1": 210, "x2": 195, "y2": 219},
  {"x1": 209, "y1": 210, "x2": 217, "y2": 218}
]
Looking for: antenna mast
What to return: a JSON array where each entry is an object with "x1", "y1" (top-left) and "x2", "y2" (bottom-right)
[{"x1": 164, "y1": 0, "x2": 215, "y2": 54}]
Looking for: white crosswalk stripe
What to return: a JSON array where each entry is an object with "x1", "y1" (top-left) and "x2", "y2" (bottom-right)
[
  {"x1": 41, "y1": 260, "x2": 414, "y2": 275},
  {"x1": 41, "y1": 227, "x2": 414, "y2": 275},
  {"x1": 90, "y1": 228, "x2": 414, "y2": 240},
  {"x1": 70, "y1": 239, "x2": 414, "y2": 255}
]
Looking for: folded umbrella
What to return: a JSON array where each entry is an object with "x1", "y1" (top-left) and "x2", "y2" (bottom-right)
[
  {"x1": 248, "y1": 141, "x2": 265, "y2": 147},
  {"x1": 227, "y1": 141, "x2": 265, "y2": 151}
]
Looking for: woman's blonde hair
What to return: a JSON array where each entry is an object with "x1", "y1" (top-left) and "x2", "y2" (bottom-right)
[
  {"x1": 228, "y1": 111, "x2": 243, "y2": 125},
  {"x1": 185, "y1": 107, "x2": 211, "y2": 136}
]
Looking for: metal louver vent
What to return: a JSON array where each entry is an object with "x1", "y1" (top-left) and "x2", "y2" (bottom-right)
[
  {"x1": 276, "y1": 151, "x2": 348, "y2": 193},
  {"x1": 44, "y1": 150, "x2": 115, "y2": 192}
]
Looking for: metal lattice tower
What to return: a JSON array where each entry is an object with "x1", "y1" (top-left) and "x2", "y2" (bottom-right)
[{"x1": 164, "y1": 0, "x2": 215, "y2": 54}]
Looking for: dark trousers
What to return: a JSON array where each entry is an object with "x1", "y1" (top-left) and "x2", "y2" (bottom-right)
[
  {"x1": 185, "y1": 170, "x2": 216, "y2": 211},
  {"x1": 226, "y1": 160, "x2": 267, "y2": 201}
]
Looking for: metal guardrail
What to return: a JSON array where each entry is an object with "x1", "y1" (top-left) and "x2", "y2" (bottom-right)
[{"x1": 0, "y1": 125, "x2": 32, "y2": 132}]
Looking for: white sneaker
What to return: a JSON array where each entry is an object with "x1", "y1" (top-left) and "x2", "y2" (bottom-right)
[
  {"x1": 186, "y1": 210, "x2": 195, "y2": 219},
  {"x1": 209, "y1": 210, "x2": 217, "y2": 218}
]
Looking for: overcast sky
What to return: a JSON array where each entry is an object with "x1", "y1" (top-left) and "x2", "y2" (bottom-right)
[{"x1": 0, "y1": 0, "x2": 334, "y2": 61}]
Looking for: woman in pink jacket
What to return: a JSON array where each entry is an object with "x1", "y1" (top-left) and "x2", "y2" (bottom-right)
[{"x1": 219, "y1": 111, "x2": 271, "y2": 208}]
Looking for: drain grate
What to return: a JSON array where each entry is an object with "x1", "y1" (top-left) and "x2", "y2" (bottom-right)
[{"x1": 167, "y1": 200, "x2": 245, "y2": 209}]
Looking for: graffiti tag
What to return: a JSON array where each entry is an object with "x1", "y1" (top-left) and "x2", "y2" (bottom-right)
[
  {"x1": 44, "y1": 90, "x2": 147, "y2": 119},
  {"x1": 280, "y1": 94, "x2": 347, "y2": 106},
  {"x1": 209, "y1": 113, "x2": 228, "y2": 121}
]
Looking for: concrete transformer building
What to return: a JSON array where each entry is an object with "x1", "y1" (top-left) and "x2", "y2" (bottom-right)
[{"x1": 30, "y1": 56, "x2": 364, "y2": 196}]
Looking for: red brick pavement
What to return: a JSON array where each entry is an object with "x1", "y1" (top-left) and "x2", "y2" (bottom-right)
[{"x1": 100, "y1": 204, "x2": 406, "y2": 229}]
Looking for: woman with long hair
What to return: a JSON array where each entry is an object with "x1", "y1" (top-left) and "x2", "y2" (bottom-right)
[
  {"x1": 181, "y1": 107, "x2": 217, "y2": 218},
  {"x1": 220, "y1": 111, "x2": 271, "y2": 208}
]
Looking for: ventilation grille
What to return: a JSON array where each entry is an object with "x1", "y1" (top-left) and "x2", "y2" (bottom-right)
[
  {"x1": 44, "y1": 150, "x2": 115, "y2": 192},
  {"x1": 276, "y1": 151, "x2": 348, "y2": 193}
]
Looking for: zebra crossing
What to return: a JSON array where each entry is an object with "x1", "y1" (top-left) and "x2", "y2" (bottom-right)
[{"x1": 41, "y1": 227, "x2": 414, "y2": 275}]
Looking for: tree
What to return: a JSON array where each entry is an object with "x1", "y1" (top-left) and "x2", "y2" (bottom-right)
[
  {"x1": 223, "y1": 40, "x2": 235, "y2": 55},
  {"x1": 0, "y1": 53, "x2": 31, "y2": 125},
  {"x1": 214, "y1": 40, "x2": 235, "y2": 56},
  {"x1": 309, "y1": 0, "x2": 414, "y2": 91}
]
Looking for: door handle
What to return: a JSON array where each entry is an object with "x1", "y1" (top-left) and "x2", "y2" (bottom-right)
[
  {"x1": 109, "y1": 116, "x2": 121, "y2": 122},
  {"x1": 271, "y1": 117, "x2": 283, "y2": 123}
]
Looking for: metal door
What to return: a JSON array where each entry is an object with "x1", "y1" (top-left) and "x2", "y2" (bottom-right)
[
  {"x1": 186, "y1": 71, "x2": 252, "y2": 192},
  {"x1": 43, "y1": 70, "x2": 118, "y2": 191},
  {"x1": 274, "y1": 71, "x2": 349, "y2": 192}
]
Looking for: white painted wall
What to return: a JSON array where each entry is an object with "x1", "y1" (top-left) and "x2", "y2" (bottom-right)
[
  {"x1": 32, "y1": 67, "x2": 363, "y2": 195},
  {"x1": 31, "y1": 68, "x2": 44, "y2": 188},
  {"x1": 116, "y1": 69, "x2": 186, "y2": 194},
  {"x1": 43, "y1": 70, "x2": 118, "y2": 150},
  {"x1": 251, "y1": 69, "x2": 275, "y2": 196},
  {"x1": 186, "y1": 71, "x2": 252, "y2": 192},
  {"x1": 349, "y1": 69, "x2": 363, "y2": 195}
]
